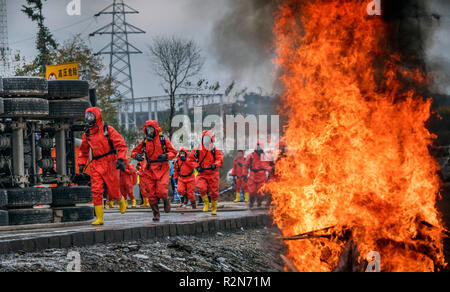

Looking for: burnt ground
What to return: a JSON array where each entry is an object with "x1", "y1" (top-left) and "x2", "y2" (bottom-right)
[
  {"x1": 0, "y1": 227, "x2": 286, "y2": 272},
  {"x1": 439, "y1": 184, "x2": 450, "y2": 269}
]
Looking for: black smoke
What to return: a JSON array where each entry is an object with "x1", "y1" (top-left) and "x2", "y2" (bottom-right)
[{"x1": 211, "y1": 0, "x2": 278, "y2": 92}]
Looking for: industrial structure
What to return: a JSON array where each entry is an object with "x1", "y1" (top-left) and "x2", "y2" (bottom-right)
[
  {"x1": 0, "y1": 0, "x2": 10, "y2": 77},
  {"x1": 90, "y1": 0, "x2": 145, "y2": 130}
]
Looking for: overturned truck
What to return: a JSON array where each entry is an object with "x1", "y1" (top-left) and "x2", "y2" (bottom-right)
[{"x1": 0, "y1": 77, "x2": 94, "y2": 227}]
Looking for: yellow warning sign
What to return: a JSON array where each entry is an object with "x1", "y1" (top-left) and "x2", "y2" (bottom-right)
[{"x1": 46, "y1": 62, "x2": 79, "y2": 80}]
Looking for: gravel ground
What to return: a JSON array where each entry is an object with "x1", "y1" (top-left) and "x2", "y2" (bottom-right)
[{"x1": 0, "y1": 227, "x2": 286, "y2": 272}]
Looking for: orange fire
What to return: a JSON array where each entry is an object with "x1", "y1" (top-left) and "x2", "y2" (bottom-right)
[{"x1": 269, "y1": 0, "x2": 446, "y2": 272}]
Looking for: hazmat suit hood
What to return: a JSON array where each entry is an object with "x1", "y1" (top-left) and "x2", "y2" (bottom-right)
[
  {"x1": 178, "y1": 147, "x2": 189, "y2": 156},
  {"x1": 255, "y1": 141, "x2": 265, "y2": 155},
  {"x1": 144, "y1": 120, "x2": 162, "y2": 140},
  {"x1": 85, "y1": 107, "x2": 104, "y2": 129},
  {"x1": 201, "y1": 130, "x2": 215, "y2": 150}
]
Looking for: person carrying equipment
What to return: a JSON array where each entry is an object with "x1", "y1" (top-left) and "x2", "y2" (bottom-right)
[
  {"x1": 193, "y1": 130, "x2": 224, "y2": 216},
  {"x1": 243, "y1": 141, "x2": 272, "y2": 209},
  {"x1": 120, "y1": 162, "x2": 137, "y2": 208},
  {"x1": 78, "y1": 107, "x2": 129, "y2": 225},
  {"x1": 174, "y1": 147, "x2": 199, "y2": 209},
  {"x1": 131, "y1": 121, "x2": 177, "y2": 222},
  {"x1": 232, "y1": 150, "x2": 249, "y2": 203}
]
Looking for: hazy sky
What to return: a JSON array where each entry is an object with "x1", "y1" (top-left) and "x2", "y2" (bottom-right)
[
  {"x1": 5, "y1": 0, "x2": 450, "y2": 98},
  {"x1": 6, "y1": 0, "x2": 243, "y2": 98}
]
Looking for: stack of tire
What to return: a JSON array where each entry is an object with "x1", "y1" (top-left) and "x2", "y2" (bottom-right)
[
  {"x1": 0, "y1": 189, "x2": 7, "y2": 226},
  {"x1": 47, "y1": 79, "x2": 91, "y2": 120},
  {"x1": 51, "y1": 187, "x2": 94, "y2": 223},
  {"x1": 0, "y1": 77, "x2": 91, "y2": 120},
  {"x1": 0, "y1": 187, "x2": 94, "y2": 226},
  {"x1": 5, "y1": 188, "x2": 53, "y2": 226},
  {"x1": 0, "y1": 77, "x2": 49, "y2": 118}
]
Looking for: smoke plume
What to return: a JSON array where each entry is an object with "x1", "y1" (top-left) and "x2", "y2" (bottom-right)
[{"x1": 211, "y1": 0, "x2": 278, "y2": 93}]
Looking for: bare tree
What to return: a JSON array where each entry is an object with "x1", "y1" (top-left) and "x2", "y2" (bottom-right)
[{"x1": 148, "y1": 36, "x2": 204, "y2": 135}]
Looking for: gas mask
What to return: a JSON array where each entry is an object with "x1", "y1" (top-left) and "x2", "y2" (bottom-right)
[
  {"x1": 85, "y1": 112, "x2": 96, "y2": 128},
  {"x1": 145, "y1": 126, "x2": 156, "y2": 141},
  {"x1": 203, "y1": 135, "x2": 213, "y2": 148}
]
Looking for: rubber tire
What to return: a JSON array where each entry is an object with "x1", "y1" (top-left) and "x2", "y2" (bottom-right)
[
  {"x1": 49, "y1": 100, "x2": 91, "y2": 120},
  {"x1": 53, "y1": 206, "x2": 94, "y2": 223},
  {"x1": 0, "y1": 97, "x2": 3, "y2": 114},
  {"x1": 1, "y1": 98, "x2": 49, "y2": 118},
  {"x1": 8, "y1": 209, "x2": 53, "y2": 226},
  {"x1": 47, "y1": 80, "x2": 89, "y2": 100},
  {"x1": 51, "y1": 186, "x2": 93, "y2": 207},
  {"x1": 0, "y1": 210, "x2": 8, "y2": 226},
  {"x1": 0, "y1": 189, "x2": 7, "y2": 208},
  {"x1": 7, "y1": 188, "x2": 52, "y2": 208},
  {"x1": 0, "y1": 77, "x2": 48, "y2": 97}
]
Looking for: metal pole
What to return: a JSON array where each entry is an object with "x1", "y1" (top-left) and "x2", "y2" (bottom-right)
[
  {"x1": 154, "y1": 100, "x2": 158, "y2": 121},
  {"x1": 148, "y1": 97, "x2": 152, "y2": 121},
  {"x1": 12, "y1": 119, "x2": 25, "y2": 187},
  {"x1": 125, "y1": 102, "x2": 129, "y2": 130},
  {"x1": 55, "y1": 127, "x2": 67, "y2": 178}
]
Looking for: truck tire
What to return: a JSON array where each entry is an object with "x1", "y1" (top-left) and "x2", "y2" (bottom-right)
[
  {"x1": 1, "y1": 98, "x2": 49, "y2": 118},
  {"x1": 0, "y1": 77, "x2": 48, "y2": 97},
  {"x1": 47, "y1": 80, "x2": 89, "y2": 100},
  {"x1": 7, "y1": 187, "x2": 52, "y2": 208},
  {"x1": 0, "y1": 210, "x2": 8, "y2": 226},
  {"x1": 8, "y1": 208, "x2": 53, "y2": 226},
  {"x1": 51, "y1": 186, "x2": 92, "y2": 207},
  {"x1": 0, "y1": 189, "x2": 7, "y2": 208},
  {"x1": 0, "y1": 97, "x2": 3, "y2": 114},
  {"x1": 53, "y1": 206, "x2": 94, "y2": 223},
  {"x1": 49, "y1": 100, "x2": 91, "y2": 120}
]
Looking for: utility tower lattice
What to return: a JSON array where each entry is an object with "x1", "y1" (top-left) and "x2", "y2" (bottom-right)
[
  {"x1": 89, "y1": 0, "x2": 145, "y2": 130},
  {"x1": 0, "y1": 0, "x2": 11, "y2": 77}
]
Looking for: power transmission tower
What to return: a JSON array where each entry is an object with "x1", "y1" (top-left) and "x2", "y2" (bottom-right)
[
  {"x1": 0, "y1": 0, "x2": 11, "y2": 77},
  {"x1": 89, "y1": 0, "x2": 145, "y2": 130}
]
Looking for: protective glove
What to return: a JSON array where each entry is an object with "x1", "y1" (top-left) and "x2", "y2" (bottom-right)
[
  {"x1": 136, "y1": 154, "x2": 145, "y2": 162},
  {"x1": 180, "y1": 156, "x2": 187, "y2": 162},
  {"x1": 79, "y1": 165, "x2": 85, "y2": 174},
  {"x1": 197, "y1": 167, "x2": 204, "y2": 173},
  {"x1": 157, "y1": 154, "x2": 168, "y2": 162},
  {"x1": 210, "y1": 164, "x2": 217, "y2": 170},
  {"x1": 116, "y1": 159, "x2": 126, "y2": 171}
]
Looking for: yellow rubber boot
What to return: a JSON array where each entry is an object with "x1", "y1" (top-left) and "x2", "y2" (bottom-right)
[
  {"x1": 132, "y1": 200, "x2": 137, "y2": 208},
  {"x1": 202, "y1": 196, "x2": 210, "y2": 212},
  {"x1": 244, "y1": 193, "x2": 250, "y2": 202},
  {"x1": 233, "y1": 193, "x2": 241, "y2": 203},
  {"x1": 211, "y1": 201, "x2": 218, "y2": 216},
  {"x1": 104, "y1": 201, "x2": 110, "y2": 209},
  {"x1": 109, "y1": 200, "x2": 117, "y2": 209},
  {"x1": 91, "y1": 206, "x2": 104, "y2": 226},
  {"x1": 119, "y1": 197, "x2": 127, "y2": 214},
  {"x1": 140, "y1": 198, "x2": 149, "y2": 208}
]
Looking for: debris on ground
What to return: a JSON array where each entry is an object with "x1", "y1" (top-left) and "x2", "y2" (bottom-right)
[{"x1": 0, "y1": 227, "x2": 285, "y2": 272}]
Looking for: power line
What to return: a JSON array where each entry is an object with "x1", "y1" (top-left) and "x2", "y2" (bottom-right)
[{"x1": 10, "y1": 16, "x2": 93, "y2": 45}]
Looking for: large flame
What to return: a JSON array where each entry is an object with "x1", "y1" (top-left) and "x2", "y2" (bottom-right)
[{"x1": 269, "y1": 0, "x2": 446, "y2": 272}]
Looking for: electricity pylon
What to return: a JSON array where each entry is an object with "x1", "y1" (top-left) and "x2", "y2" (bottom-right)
[
  {"x1": 0, "y1": 0, "x2": 11, "y2": 77},
  {"x1": 90, "y1": 0, "x2": 145, "y2": 130}
]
